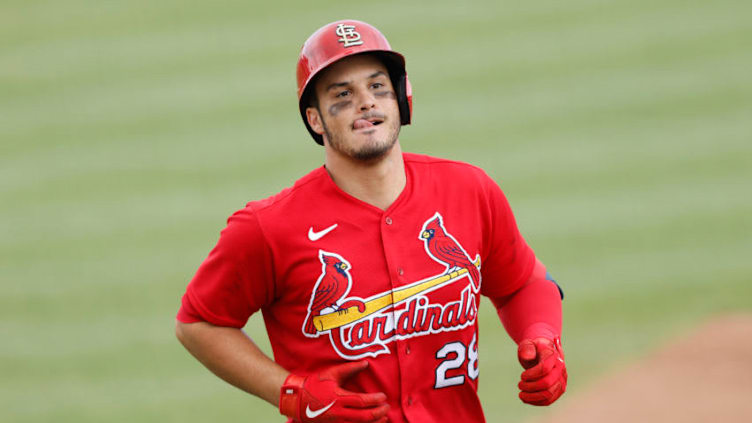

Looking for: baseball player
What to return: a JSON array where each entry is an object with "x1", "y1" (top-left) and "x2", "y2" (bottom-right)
[{"x1": 175, "y1": 20, "x2": 566, "y2": 422}]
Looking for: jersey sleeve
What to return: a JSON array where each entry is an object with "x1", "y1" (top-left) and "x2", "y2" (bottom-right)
[
  {"x1": 176, "y1": 207, "x2": 275, "y2": 328},
  {"x1": 479, "y1": 174, "x2": 536, "y2": 298}
]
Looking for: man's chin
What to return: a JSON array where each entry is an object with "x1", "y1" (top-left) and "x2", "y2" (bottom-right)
[
  {"x1": 359, "y1": 133, "x2": 402, "y2": 160},
  {"x1": 352, "y1": 145, "x2": 391, "y2": 161},
  {"x1": 325, "y1": 125, "x2": 400, "y2": 162},
  {"x1": 345, "y1": 136, "x2": 390, "y2": 159}
]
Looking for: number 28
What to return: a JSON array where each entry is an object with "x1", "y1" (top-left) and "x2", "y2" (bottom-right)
[{"x1": 434, "y1": 334, "x2": 479, "y2": 389}]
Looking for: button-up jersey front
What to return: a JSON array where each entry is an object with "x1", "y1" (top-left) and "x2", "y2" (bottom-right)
[{"x1": 178, "y1": 153, "x2": 536, "y2": 422}]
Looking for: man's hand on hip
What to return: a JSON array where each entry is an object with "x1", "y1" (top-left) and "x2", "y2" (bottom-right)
[{"x1": 280, "y1": 361, "x2": 389, "y2": 422}]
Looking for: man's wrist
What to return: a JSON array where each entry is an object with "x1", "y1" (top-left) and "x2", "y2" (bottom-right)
[
  {"x1": 279, "y1": 373, "x2": 306, "y2": 419},
  {"x1": 520, "y1": 322, "x2": 558, "y2": 342}
]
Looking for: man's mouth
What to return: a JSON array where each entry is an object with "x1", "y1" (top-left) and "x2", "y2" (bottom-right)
[{"x1": 353, "y1": 116, "x2": 384, "y2": 130}]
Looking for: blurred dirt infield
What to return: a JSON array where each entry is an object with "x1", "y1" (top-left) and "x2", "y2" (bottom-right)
[{"x1": 531, "y1": 313, "x2": 752, "y2": 423}]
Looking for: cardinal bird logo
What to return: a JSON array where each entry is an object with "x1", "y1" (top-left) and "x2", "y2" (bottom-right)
[
  {"x1": 303, "y1": 251, "x2": 365, "y2": 337},
  {"x1": 420, "y1": 212, "x2": 481, "y2": 292}
]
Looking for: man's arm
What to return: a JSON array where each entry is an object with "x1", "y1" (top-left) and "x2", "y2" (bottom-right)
[
  {"x1": 490, "y1": 258, "x2": 567, "y2": 406},
  {"x1": 175, "y1": 320, "x2": 288, "y2": 405},
  {"x1": 493, "y1": 258, "x2": 562, "y2": 343},
  {"x1": 175, "y1": 321, "x2": 390, "y2": 422}
]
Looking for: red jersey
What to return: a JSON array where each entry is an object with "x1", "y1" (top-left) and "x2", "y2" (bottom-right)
[{"x1": 178, "y1": 153, "x2": 536, "y2": 422}]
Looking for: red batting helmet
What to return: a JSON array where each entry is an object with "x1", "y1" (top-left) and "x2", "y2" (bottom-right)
[{"x1": 297, "y1": 20, "x2": 413, "y2": 145}]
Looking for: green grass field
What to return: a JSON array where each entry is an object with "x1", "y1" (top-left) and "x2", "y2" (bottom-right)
[{"x1": 2, "y1": 0, "x2": 751, "y2": 421}]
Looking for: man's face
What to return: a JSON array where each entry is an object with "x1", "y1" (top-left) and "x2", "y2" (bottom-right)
[{"x1": 306, "y1": 54, "x2": 401, "y2": 161}]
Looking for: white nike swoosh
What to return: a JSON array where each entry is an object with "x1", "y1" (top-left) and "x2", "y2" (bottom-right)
[
  {"x1": 305, "y1": 401, "x2": 335, "y2": 418},
  {"x1": 308, "y1": 224, "x2": 338, "y2": 241}
]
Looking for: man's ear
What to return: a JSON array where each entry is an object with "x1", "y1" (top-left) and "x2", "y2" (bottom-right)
[{"x1": 306, "y1": 107, "x2": 325, "y2": 135}]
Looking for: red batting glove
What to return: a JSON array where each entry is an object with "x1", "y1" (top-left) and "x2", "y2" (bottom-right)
[
  {"x1": 517, "y1": 337, "x2": 567, "y2": 406},
  {"x1": 279, "y1": 361, "x2": 389, "y2": 423}
]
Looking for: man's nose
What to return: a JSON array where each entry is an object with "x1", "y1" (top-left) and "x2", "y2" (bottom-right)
[{"x1": 356, "y1": 90, "x2": 376, "y2": 111}]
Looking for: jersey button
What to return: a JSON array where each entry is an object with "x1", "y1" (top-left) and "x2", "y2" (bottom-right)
[
  {"x1": 407, "y1": 396, "x2": 413, "y2": 406},
  {"x1": 385, "y1": 216, "x2": 393, "y2": 225},
  {"x1": 398, "y1": 268, "x2": 404, "y2": 276},
  {"x1": 405, "y1": 344, "x2": 411, "y2": 354}
]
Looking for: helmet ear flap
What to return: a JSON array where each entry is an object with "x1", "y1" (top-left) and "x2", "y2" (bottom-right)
[
  {"x1": 378, "y1": 53, "x2": 411, "y2": 126},
  {"x1": 300, "y1": 81, "x2": 326, "y2": 145},
  {"x1": 396, "y1": 74, "x2": 412, "y2": 125}
]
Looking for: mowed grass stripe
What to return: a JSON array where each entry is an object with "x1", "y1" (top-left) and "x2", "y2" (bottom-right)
[
  {"x1": 0, "y1": 313, "x2": 177, "y2": 359},
  {"x1": 562, "y1": 236, "x2": 752, "y2": 304},
  {"x1": 4, "y1": 0, "x2": 749, "y2": 146},
  {"x1": 4, "y1": 0, "x2": 738, "y2": 81},
  {"x1": 0, "y1": 116, "x2": 310, "y2": 199},
  {"x1": 406, "y1": 0, "x2": 751, "y2": 85},
  {"x1": 2, "y1": 147, "x2": 747, "y2": 273},
  {"x1": 416, "y1": 48, "x2": 750, "y2": 144},
  {"x1": 516, "y1": 161, "x2": 750, "y2": 235},
  {"x1": 511, "y1": 127, "x2": 751, "y2": 203},
  {"x1": 6, "y1": 111, "x2": 746, "y2": 235},
  {"x1": 542, "y1": 198, "x2": 752, "y2": 274},
  {"x1": 492, "y1": 106, "x2": 751, "y2": 181},
  {"x1": 0, "y1": 146, "x2": 316, "y2": 252},
  {"x1": 5, "y1": 11, "x2": 748, "y2": 141},
  {"x1": 0, "y1": 371, "x2": 263, "y2": 419},
  {"x1": 0, "y1": 0, "x2": 308, "y2": 59},
  {"x1": 0, "y1": 122, "x2": 305, "y2": 202},
  {"x1": 1, "y1": 1, "x2": 367, "y2": 102},
  {"x1": 4, "y1": 43, "x2": 747, "y2": 198},
  {"x1": 1, "y1": 66, "x2": 294, "y2": 153}
]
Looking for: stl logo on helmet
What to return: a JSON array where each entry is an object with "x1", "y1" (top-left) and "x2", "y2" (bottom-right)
[
  {"x1": 335, "y1": 24, "x2": 364, "y2": 47},
  {"x1": 302, "y1": 212, "x2": 482, "y2": 360}
]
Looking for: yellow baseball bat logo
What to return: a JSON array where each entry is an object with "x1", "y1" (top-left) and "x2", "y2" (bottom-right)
[{"x1": 312, "y1": 258, "x2": 480, "y2": 332}]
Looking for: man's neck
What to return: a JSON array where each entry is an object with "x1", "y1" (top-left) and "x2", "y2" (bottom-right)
[{"x1": 324, "y1": 143, "x2": 406, "y2": 211}]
